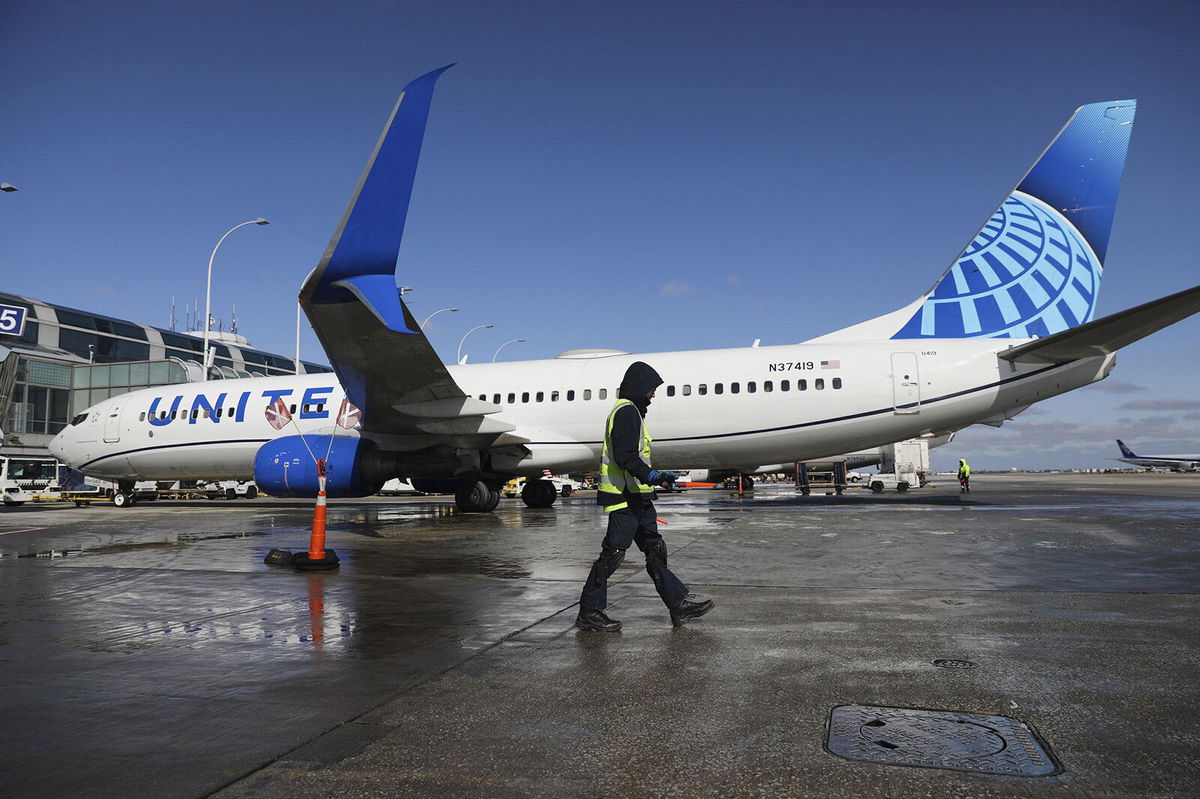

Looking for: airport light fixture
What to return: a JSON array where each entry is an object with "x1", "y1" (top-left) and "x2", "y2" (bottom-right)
[
  {"x1": 420, "y1": 306, "x2": 459, "y2": 329},
  {"x1": 457, "y1": 323, "x2": 493, "y2": 365},
  {"x1": 0, "y1": 183, "x2": 17, "y2": 192},
  {"x1": 202, "y1": 218, "x2": 269, "y2": 374},
  {"x1": 492, "y1": 338, "x2": 525, "y2": 363}
]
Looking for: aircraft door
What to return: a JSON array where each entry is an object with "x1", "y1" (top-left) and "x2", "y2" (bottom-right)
[
  {"x1": 891, "y1": 353, "x2": 920, "y2": 414},
  {"x1": 103, "y1": 403, "x2": 123, "y2": 443}
]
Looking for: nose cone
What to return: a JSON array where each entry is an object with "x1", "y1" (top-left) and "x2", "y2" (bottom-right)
[{"x1": 47, "y1": 429, "x2": 68, "y2": 462}]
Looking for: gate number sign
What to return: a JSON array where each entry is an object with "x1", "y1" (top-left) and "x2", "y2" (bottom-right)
[{"x1": 0, "y1": 303, "x2": 27, "y2": 337}]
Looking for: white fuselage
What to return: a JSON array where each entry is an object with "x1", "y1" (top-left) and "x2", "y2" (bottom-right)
[{"x1": 49, "y1": 339, "x2": 1115, "y2": 482}]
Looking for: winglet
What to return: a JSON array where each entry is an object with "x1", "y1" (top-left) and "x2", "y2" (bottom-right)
[{"x1": 300, "y1": 64, "x2": 454, "y2": 332}]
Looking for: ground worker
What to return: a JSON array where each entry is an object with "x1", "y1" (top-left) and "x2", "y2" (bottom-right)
[
  {"x1": 958, "y1": 458, "x2": 971, "y2": 493},
  {"x1": 575, "y1": 361, "x2": 714, "y2": 631}
]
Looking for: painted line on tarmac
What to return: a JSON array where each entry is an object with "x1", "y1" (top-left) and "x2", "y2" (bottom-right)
[{"x1": 0, "y1": 526, "x2": 49, "y2": 536}]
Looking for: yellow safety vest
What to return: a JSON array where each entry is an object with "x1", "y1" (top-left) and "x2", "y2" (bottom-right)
[
  {"x1": 959, "y1": 462, "x2": 971, "y2": 478},
  {"x1": 597, "y1": 398, "x2": 654, "y2": 511}
]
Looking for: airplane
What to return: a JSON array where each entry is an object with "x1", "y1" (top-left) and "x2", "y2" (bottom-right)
[
  {"x1": 1114, "y1": 440, "x2": 1200, "y2": 472},
  {"x1": 49, "y1": 66, "x2": 1200, "y2": 513}
]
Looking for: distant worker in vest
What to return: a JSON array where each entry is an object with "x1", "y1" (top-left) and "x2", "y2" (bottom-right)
[
  {"x1": 576, "y1": 361, "x2": 715, "y2": 632},
  {"x1": 958, "y1": 458, "x2": 971, "y2": 493}
]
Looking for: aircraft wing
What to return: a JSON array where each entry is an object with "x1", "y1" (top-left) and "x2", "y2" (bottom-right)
[
  {"x1": 999, "y1": 284, "x2": 1200, "y2": 365},
  {"x1": 298, "y1": 66, "x2": 520, "y2": 445}
]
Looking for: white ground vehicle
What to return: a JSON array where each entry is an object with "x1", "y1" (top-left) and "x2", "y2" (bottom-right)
[{"x1": 1, "y1": 456, "x2": 59, "y2": 506}]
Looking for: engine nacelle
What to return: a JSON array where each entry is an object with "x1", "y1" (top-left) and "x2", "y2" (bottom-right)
[{"x1": 254, "y1": 435, "x2": 382, "y2": 498}]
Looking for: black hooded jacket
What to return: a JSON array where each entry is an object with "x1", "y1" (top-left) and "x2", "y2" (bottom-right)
[{"x1": 601, "y1": 361, "x2": 663, "y2": 506}]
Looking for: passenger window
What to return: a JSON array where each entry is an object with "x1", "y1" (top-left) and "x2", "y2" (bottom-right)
[
  {"x1": 815, "y1": 378, "x2": 825, "y2": 390},
  {"x1": 161, "y1": 411, "x2": 168, "y2": 420},
  {"x1": 832, "y1": 378, "x2": 842, "y2": 389},
  {"x1": 682, "y1": 385, "x2": 692, "y2": 396},
  {"x1": 583, "y1": 389, "x2": 592, "y2": 400},
  {"x1": 302, "y1": 404, "x2": 309, "y2": 414},
  {"x1": 289, "y1": 404, "x2": 297, "y2": 414},
  {"x1": 714, "y1": 383, "x2": 723, "y2": 395},
  {"x1": 798, "y1": 379, "x2": 807, "y2": 390},
  {"x1": 781, "y1": 380, "x2": 790, "y2": 391},
  {"x1": 192, "y1": 409, "x2": 200, "y2": 420},
  {"x1": 203, "y1": 408, "x2": 211, "y2": 419},
  {"x1": 139, "y1": 412, "x2": 146, "y2": 422},
  {"x1": 731, "y1": 382, "x2": 740, "y2": 394},
  {"x1": 599, "y1": 388, "x2": 607, "y2": 400},
  {"x1": 551, "y1": 391, "x2": 559, "y2": 402},
  {"x1": 698, "y1": 384, "x2": 707, "y2": 396},
  {"x1": 522, "y1": 392, "x2": 530, "y2": 403},
  {"x1": 567, "y1": 390, "x2": 575, "y2": 401},
  {"x1": 764, "y1": 381, "x2": 773, "y2": 392},
  {"x1": 508, "y1": 393, "x2": 516, "y2": 404},
  {"x1": 216, "y1": 408, "x2": 223, "y2": 418},
  {"x1": 536, "y1": 391, "x2": 544, "y2": 402},
  {"x1": 748, "y1": 382, "x2": 756, "y2": 393},
  {"x1": 478, "y1": 394, "x2": 485, "y2": 402},
  {"x1": 227, "y1": 408, "x2": 234, "y2": 417},
  {"x1": 666, "y1": 385, "x2": 675, "y2": 397},
  {"x1": 493, "y1": 394, "x2": 501, "y2": 404}
]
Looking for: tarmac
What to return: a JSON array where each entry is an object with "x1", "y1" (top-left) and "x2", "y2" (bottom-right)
[{"x1": 0, "y1": 472, "x2": 1196, "y2": 798}]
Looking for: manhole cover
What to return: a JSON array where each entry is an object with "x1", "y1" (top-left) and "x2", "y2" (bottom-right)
[
  {"x1": 932, "y1": 658, "x2": 976, "y2": 669},
  {"x1": 826, "y1": 705, "x2": 1058, "y2": 776}
]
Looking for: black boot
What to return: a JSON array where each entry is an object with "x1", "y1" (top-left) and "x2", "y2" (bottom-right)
[
  {"x1": 576, "y1": 608, "x2": 622, "y2": 632},
  {"x1": 669, "y1": 595, "x2": 714, "y2": 627}
]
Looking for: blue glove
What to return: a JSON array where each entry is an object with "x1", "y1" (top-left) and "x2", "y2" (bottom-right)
[{"x1": 647, "y1": 470, "x2": 677, "y2": 488}]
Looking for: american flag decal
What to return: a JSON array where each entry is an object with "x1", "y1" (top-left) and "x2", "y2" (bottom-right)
[{"x1": 821, "y1": 360, "x2": 841, "y2": 369}]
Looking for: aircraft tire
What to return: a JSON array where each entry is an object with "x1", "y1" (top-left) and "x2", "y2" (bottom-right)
[
  {"x1": 112, "y1": 491, "x2": 131, "y2": 508},
  {"x1": 454, "y1": 480, "x2": 493, "y2": 513},
  {"x1": 521, "y1": 478, "x2": 557, "y2": 508}
]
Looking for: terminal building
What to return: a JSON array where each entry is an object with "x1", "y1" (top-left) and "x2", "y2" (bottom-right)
[{"x1": 0, "y1": 291, "x2": 331, "y2": 460}]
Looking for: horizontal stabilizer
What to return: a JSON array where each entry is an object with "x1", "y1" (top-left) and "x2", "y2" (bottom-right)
[{"x1": 1000, "y1": 284, "x2": 1200, "y2": 364}]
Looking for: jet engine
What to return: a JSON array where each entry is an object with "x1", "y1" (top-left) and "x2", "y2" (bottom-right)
[{"x1": 253, "y1": 435, "x2": 384, "y2": 498}]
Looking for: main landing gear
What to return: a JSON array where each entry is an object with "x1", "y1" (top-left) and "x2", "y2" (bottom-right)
[
  {"x1": 451, "y1": 477, "x2": 559, "y2": 512},
  {"x1": 454, "y1": 480, "x2": 502, "y2": 513}
]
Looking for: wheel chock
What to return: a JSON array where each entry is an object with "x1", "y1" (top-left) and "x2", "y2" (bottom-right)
[{"x1": 263, "y1": 548, "x2": 296, "y2": 566}]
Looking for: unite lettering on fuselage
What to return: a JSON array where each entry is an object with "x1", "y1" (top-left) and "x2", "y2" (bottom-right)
[{"x1": 143, "y1": 384, "x2": 340, "y2": 427}]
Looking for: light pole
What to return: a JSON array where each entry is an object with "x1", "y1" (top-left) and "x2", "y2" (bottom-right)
[
  {"x1": 457, "y1": 324, "x2": 493, "y2": 365},
  {"x1": 492, "y1": 338, "x2": 525, "y2": 363},
  {"x1": 203, "y1": 218, "x2": 269, "y2": 373},
  {"x1": 420, "y1": 306, "x2": 459, "y2": 329}
]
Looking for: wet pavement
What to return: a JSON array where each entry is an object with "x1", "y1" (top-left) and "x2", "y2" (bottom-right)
[{"x1": 0, "y1": 473, "x2": 1197, "y2": 798}]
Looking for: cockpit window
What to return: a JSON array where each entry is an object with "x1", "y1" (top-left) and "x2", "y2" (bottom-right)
[{"x1": 70, "y1": 413, "x2": 89, "y2": 426}]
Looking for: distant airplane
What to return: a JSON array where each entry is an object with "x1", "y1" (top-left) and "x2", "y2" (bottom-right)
[
  {"x1": 1114, "y1": 440, "x2": 1200, "y2": 472},
  {"x1": 49, "y1": 67, "x2": 1200, "y2": 512}
]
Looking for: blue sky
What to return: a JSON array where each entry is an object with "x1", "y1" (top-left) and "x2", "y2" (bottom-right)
[{"x1": 3, "y1": 0, "x2": 1198, "y2": 470}]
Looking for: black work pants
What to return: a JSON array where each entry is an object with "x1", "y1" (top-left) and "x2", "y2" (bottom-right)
[{"x1": 579, "y1": 501, "x2": 688, "y2": 611}]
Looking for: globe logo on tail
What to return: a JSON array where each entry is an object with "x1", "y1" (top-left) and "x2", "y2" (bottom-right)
[{"x1": 892, "y1": 191, "x2": 1102, "y2": 339}]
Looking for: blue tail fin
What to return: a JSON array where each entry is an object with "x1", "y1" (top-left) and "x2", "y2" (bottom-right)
[
  {"x1": 1117, "y1": 439, "x2": 1137, "y2": 458},
  {"x1": 891, "y1": 100, "x2": 1136, "y2": 340},
  {"x1": 811, "y1": 101, "x2": 1136, "y2": 344}
]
